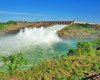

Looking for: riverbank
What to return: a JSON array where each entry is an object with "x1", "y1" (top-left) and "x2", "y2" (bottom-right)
[
  {"x1": 57, "y1": 23, "x2": 100, "y2": 39},
  {"x1": 0, "y1": 21, "x2": 35, "y2": 35},
  {"x1": 0, "y1": 39, "x2": 100, "y2": 80}
]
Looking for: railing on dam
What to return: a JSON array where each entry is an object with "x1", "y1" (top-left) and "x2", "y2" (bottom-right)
[
  {"x1": 36, "y1": 21, "x2": 74, "y2": 25},
  {"x1": 12, "y1": 21, "x2": 74, "y2": 30}
]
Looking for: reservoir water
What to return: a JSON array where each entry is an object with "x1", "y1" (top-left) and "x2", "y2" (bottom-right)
[{"x1": 0, "y1": 25, "x2": 92, "y2": 69}]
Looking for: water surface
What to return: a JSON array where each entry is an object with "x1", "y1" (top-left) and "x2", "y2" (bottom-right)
[{"x1": 0, "y1": 25, "x2": 93, "y2": 69}]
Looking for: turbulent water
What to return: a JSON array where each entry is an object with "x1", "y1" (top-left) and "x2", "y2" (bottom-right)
[
  {"x1": 0, "y1": 24, "x2": 92, "y2": 68},
  {"x1": 0, "y1": 25, "x2": 69, "y2": 66},
  {"x1": 0, "y1": 25, "x2": 67, "y2": 55}
]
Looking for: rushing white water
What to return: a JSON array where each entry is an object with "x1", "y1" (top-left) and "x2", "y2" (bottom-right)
[
  {"x1": 0, "y1": 25, "x2": 68, "y2": 56},
  {"x1": 0, "y1": 24, "x2": 93, "y2": 68}
]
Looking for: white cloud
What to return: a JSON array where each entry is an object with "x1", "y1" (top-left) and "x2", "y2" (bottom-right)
[
  {"x1": 0, "y1": 11, "x2": 56, "y2": 22},
  {"x1": 0, "y1": 11, "x2": 47, "y2": 16}
]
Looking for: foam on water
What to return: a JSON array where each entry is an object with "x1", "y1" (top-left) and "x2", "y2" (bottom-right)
[
  {"x1": 0, "y1": 25, "x2": 68, "y2": 56},
  {"x1": 0, "y1": 25, "x2": 93, "y2": 68}
]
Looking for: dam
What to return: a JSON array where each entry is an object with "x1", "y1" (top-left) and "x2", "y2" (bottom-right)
[{"x1": 2, "y1": 21, "x2": 74, "y2": 33}]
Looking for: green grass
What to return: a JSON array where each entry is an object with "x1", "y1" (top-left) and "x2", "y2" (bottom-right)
[
  {"x1": 57, "y1": 23, "x2": 100, "y2": 38},
  {"x1": 0, "y1": 55, "x2": 99, "y2": 80},
  {"x1": 0, "y1": 39, "x2": 100, "y2": 80},
  {"x1": 0, "y1": 20, "x2": 16, "y2": 31}
]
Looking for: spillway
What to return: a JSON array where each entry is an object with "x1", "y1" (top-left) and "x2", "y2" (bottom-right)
[{"x1": 0, "y1": 25, "x2": 68, "y2": 56}]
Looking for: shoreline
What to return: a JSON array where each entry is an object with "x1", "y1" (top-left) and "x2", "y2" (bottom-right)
[{"x1": 58, "y1": 34, "x2": 99, "y2": 39}]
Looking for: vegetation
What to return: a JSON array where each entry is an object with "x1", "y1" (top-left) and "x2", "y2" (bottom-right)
[
  {"x1": 0, "y1": 22, "x2": 100, "y2": 79},
  {"x1": 0, "y1": 20, "x2": 16, "y2": 31},
  {"x1": 1, "y1": 53, "x2": 27, "y2": 74},
  {"x1": 93, "y1": 38, "x2": 100, "y2": 49},
  {"x1": 0, "y1": 39, "x2": 99, "y2": 80},
  {"x1": 57, "y1": 23, "x2": 100, "y2": 38}
]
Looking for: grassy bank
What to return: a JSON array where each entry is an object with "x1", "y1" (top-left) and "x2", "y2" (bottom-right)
[
  {"x1": 57, "y1": 23, "x2": 100, "y2": 38},
  {"x1": 0, "y1": 39, "x2": 100, "y2": 80},
  {"x1": 0, "y1": 21, "x2": 33, "y2": 34},
  {"x1": 0, "y1": 55, "x2": 99, "y2": 80},
  {"x1": 0, "y1": 21, "x2": 16, "y2": 31}
]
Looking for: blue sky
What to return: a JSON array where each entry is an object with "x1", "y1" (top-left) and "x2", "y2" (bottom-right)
[{"x1": 0, "y1": 0, "x2": 100, "y2": 23}]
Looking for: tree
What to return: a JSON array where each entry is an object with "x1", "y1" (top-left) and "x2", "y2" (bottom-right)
[{"x1": 6, "y1": 20, "x2": 16, "y2": 25}]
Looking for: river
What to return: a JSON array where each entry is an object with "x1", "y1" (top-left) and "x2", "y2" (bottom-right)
[{"x1": 0, "y1": 25, "x2": 93, "y2": 70}]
